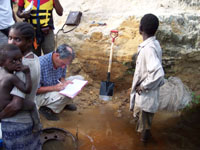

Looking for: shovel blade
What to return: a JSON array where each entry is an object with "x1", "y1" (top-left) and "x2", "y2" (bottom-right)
[{"x1": 99, "y1": 81, "x2": 114, "y2": 101}]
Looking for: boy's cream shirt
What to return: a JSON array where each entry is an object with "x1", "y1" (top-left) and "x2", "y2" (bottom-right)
[{"x1": 130, "y1": 36, "x2": 165, "y2": 113}]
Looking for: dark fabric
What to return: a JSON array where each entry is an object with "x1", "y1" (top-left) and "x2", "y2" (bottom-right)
[
  {"x1": 0, "y1": 27, "x2": 11, "y2": 37},
  {"x1": 1, "y1": 121, "x2": 42, "y2": 150},
  {"x1": 39, "y1": 106, "x2": 59, "y2": 121},
  {"x1": 133, "y1": 106, "x2": 154, "y2": 133},
  {"x1": 30, "y1": 15, "x2": 51, "y2": 20},
  {"x1": 31, "y1": 9, "x2": 52, "y2": 14}
]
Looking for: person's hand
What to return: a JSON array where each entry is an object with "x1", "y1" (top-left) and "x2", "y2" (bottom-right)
[
  {"x1": 20, "y1": 10, "x2": 31, "y2": 19},
  {"x1": 17, "y1": 65, "x2": 30, "y2": 73},
  {"x1": 41, "y1": 27, "x2": 50, "y2": 35},
  {"x1": 135, "y1": 85, "x2": 144, "y2": 95},
  {"x1": 62, "y1": 80, "x2": 73, "y2": 87},
  {"x1": 54, "y1": 83, "x2": 66, "y2": 91},
  {"x1": 20, "y1": 65, "x2": 30, "y2": 73}
]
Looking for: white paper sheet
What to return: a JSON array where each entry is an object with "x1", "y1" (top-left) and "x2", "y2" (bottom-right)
[{"x1": 59, "y1": 79, "x2": 88, "y2": 98}]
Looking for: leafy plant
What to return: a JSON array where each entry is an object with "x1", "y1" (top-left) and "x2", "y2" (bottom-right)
[
  {"x1": 186, "y1": 92, "x2": 200, "y2": 108},
  {"x1": 192, "y1": 92, "x2": 200, "y2": 104}
]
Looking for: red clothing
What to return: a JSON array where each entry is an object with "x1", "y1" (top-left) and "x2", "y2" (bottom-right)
[{"x1": 18, "y1": 0, "x2": 55, "y2": 7}]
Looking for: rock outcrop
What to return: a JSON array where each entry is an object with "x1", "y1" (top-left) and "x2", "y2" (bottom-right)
[{"x1": 54, "y1": 0, "x2": 200, "y2": 91}]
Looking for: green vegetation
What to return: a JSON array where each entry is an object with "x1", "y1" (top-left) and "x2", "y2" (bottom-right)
[
  {"x1": 185, "y1": 92, "x2": 200, "y2": 110},
  {"x1": 190, "y1": 92, "x2": 200, "y2": 105}
]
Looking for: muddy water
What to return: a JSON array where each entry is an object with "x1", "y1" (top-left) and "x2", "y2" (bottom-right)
[{"x1": 41, "y1": 105, "x2": 194, "y2": 150}]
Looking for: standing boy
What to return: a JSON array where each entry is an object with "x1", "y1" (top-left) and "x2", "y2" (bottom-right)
[{"x1": 130, "y1": 14, "x2": 165, "y2": 143}]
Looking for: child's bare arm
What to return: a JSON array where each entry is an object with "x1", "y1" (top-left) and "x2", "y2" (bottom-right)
[
  {"x1": 23, "y1": 99, "x2": 35, "y2": 110},
  {"x1": 11, "y1": 66, "x2": 32, "y2": 93},
  {"x1": 0, "y1": 96, "x2": 23, "y2": 119}
]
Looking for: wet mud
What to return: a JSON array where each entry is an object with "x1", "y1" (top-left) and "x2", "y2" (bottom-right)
[{"x1": 41, "y1": 100, "x2": 200, "y2": 150}]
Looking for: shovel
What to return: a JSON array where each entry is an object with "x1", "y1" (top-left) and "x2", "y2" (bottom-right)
[{"x1": 99, "y1": 30, "x2": 118, "y2": 101}]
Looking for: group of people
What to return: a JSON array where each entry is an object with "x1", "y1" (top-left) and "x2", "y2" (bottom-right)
[
  {"x1": 0, "y1": 0, "x2": 78, "y2": 149},
  {"x1": 0, "y1": 0, "x2": 165, "y2": 149}
]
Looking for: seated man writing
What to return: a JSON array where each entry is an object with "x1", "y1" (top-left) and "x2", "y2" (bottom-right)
[{"x1": 36, "y1": 44, "x2": 77, "y2": 120}]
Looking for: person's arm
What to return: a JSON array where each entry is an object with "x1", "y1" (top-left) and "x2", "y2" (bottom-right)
[
  {"x1": 54, "y1": 0, "x2": 63, "y2": 16},
  {"x1": 12, "y1": 9, "x2": 17, "y2": 22},
  {"x1": 60, "y1": 77, "x2": 73, "y2": 86},
  {"x1": 0, "y1": 96, "x2": 23, "y2": 119},
  {"x1": 9, "y1": 0, "x2": 17, "y2": 22},
  {"x1": 37, "y1": 83, "x2": 66, "y2": 94},
  {"x1": 11, "y1": 2, "x2": 17, "y2": 22},
  {"x1": 140, "y1": 47, "x2": 164, "y2": 91},
  {"x1": 17, "y1": 6, "x2": 23, "y2": 18},
  {"x1": 23, "y1": 99, "x2": 35, "y2": 110},
  {"x1": 12, "y1": 66, "x2": 32, "y2": 94},
  {"x1": 17, "y1": 6, "x2": 31, "y2": 19}
]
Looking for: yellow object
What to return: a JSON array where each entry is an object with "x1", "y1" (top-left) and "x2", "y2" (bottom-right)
[{"x1": 24, "y1": 0, "x2": 53, "y2": 27}]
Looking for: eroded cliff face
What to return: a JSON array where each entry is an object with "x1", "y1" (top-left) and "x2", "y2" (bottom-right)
[{"x1": 54, "y1": 0, "x2": 200, "y2": 91}]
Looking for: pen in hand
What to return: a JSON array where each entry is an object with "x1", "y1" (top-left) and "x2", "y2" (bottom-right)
[{"x1": 57, "y1": 80, "x2": 63, "y2": 85}]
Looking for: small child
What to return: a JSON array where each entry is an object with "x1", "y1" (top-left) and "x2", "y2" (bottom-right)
[
  {"x1": 130, "y1": 14, "x2": 165, "y2": 143},
  {"x1": 0, "y1": 43, "x2": 41, "y2": 131}
]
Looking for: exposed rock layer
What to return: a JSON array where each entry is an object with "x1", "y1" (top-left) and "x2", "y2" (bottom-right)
[{"x1": 55, "y1": 0, "x2": 200, "y2": 91}]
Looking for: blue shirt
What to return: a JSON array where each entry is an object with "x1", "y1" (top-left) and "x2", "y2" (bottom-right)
[{"x1": 39, "y1": 52, "x2": 67, "y2": 87}]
